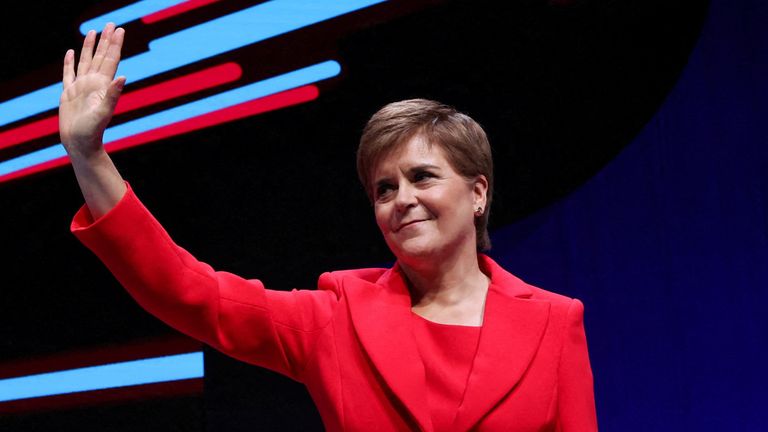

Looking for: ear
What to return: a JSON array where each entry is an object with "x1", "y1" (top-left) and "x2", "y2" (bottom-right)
[{"x1": 471, "y1": 175, "x2": 489, "y2": 209}]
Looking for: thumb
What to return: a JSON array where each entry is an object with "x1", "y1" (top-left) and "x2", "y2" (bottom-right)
[{"x1": 105, "y1": 76, "x2": 126, "y2": 110}]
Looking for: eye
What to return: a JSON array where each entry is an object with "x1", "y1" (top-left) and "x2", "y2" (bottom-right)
[
  {"x1": 375, "y1": 183, "x2": 395, "y2": 200},
  {"x1": 413, "y1": 171, "x2": 435, "y2": 182}
]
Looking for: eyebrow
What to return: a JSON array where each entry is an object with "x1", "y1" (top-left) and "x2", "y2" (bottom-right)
[{"x1": 407, "y1": 164, "x2": 441, "y2": 174}]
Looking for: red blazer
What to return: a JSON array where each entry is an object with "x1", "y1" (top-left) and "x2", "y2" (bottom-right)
[{"x1": 71, "y1": 184, "x2": 597, "y2": 431}]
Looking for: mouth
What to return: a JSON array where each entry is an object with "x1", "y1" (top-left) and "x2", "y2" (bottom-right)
[{"x1": 395, "y1": 219, "x2": 427, "y2": 232}]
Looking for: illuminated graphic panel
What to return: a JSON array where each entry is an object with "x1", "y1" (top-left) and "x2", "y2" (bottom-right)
[
  {"x1": 0, "y1": 0, "x2": 436, "y2": 419},
  {"x1": 0, "y1": 0, "x2": 387, "y2": 183}
]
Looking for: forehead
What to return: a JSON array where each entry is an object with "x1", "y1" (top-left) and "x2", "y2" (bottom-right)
[{"x1": 372, "y1": 135, "x2": 450, "y2": 177}]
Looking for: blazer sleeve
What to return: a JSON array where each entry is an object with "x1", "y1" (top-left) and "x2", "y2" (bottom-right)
[
  {"x1": 556, "y1": 299, "x2": 598, "y2": 431},
  {"x1": 70, "y1": 183, "x2": 338, "y2": 382}
]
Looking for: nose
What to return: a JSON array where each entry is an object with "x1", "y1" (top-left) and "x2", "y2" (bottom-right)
[{"x1": 394, "y1": 181, "x2": 418, "y2": 213}]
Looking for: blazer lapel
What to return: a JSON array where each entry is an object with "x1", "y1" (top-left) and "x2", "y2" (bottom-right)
[
  {"x1": 452, "y1": 256, "x2": 551, "y2": 431},
  {"x1": 344, "y1": 265, "x2": 433, "y2": 432}
]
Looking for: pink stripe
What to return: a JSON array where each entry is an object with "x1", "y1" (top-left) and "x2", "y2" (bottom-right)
[{"x1": 141, "y1": 0, "x2": 221, "y2": 24}]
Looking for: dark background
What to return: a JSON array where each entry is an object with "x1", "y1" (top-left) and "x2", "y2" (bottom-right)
[{"x1": 3, "y1": 0, "x2": 765, "y2": 430}]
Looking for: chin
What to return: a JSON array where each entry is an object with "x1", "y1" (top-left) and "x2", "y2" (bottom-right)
[{"x1": 390, "y1": 239, "x2": 443, "y2": 263}]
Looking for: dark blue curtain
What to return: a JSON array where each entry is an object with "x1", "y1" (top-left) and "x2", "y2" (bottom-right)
[{"x1": 489, "y1": 0, "x2": 768, "y2": 430}]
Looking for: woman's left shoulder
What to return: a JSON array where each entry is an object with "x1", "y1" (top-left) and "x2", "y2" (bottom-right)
[
  {"x1": 482, "y1": 254, "x2": 580, "y2": 307},
  {"x1": 526, "y1": 283, "x2": 580, "y2": 307}
]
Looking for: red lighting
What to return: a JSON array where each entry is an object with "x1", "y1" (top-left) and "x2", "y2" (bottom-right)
[
  {"x1": 0, "y1": 62, "x2": 242, "y2": 151},
  {"x1": 142, "y1": 0, "x2": 221, "y2": 24},
  {"x1": 107, "y1": 85, "x2": 320, "y2": 153},
  {"x1": 0, "y1": 85, "x2": 320, "y2": 183}
]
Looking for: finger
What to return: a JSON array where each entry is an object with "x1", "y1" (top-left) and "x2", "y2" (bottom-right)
[
  {"x1": 77, "y1": 30, "x2": 96, "y2": 76},
  {"x1": 100, "y1": 27, "x2": 125, "y2": 79},
  {"x1": 102, "y1": 76, "x2": 125, "y2": 118},
  {"x1": 62, "y1": 49, "x2": 75, "y2": 88},
  {"x1": 104, "y1": 76, "x2": 126, "y2": 112},
  {"x1": 90, "y1": 23, "x2": 115, "y2": 74}
]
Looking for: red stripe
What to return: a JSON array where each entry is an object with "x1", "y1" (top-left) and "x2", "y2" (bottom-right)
[
  {"x1": 0, "y1": 85, "x2": 320, "y2": 184},
  {"x1": 105, "y1": 85, "x2": 319, "y2": 153},
  {"x1": 141, "y1": 0, "x2": 221, "y2": 24},
  {"x1": 0, "y1": 378, "x2": 202, "y2": 414},
  {"x1": 114, "y1": 62, "x2": 242, "y2": 115},
  {"x1": 0, "y1": 62, "x2": 242, "y2": 151},
  {"x1": 0, "y1": 335, "x2": 201, "y2": 380},
  {"x1": 0, "y1": 116, "x2": 59, "y2": 151}
]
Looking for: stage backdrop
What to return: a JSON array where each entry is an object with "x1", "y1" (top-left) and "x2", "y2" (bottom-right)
[
  {"x1": 490, "y1": 0, "x2": 768, "y2": 430},
  {"x1": 0, "y1": 0, "x2": 764, "y2": 431}
]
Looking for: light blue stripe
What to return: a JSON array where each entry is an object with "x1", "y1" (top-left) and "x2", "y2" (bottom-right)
[
  {"x1": 0, "y1": 144, "x2": 68, "y2": 176},
  {"x1": 104, "y1": 60, "x2": 339, "y2": 142},
  {"x1": 80, "y1": 0, "x2": 186, "y2": 35},
  {"x1": 0, "y1": 60, "x2": 340, "y2": 177},
  {"x1": 0, "y1": 352, "x2": 203, "y2": 403},
  {"x1": 0, "y1": 0, "x2": 385, "y2": 127}
]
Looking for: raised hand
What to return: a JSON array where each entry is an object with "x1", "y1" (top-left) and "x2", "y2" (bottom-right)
[{"x1": 59, "y1": 23, "x2": 126, "y2": 157}]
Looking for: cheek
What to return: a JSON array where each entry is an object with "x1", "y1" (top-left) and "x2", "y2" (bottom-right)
[
  {"x1": 427, "y1": 189, "x2": 462, "y2": 216},
  {"x1": 373, "y1": 205, "x2": 390, "y2": 233},
  {"x1": 434, "y1": 188, "x2": 474, "y2": 224}
]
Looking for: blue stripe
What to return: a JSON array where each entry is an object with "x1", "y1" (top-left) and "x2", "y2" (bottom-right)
[
  {"x1": 0, "y1": 145, "x2": 68, "y2": 177},
  {"x1": 0, "y1": 352, "x2": 203, "y2": 403},
  {"x1": 0, "y1": 60, "x2": 340, "y2": 177},
  {"x1": 0, "y1": 0, "x2": 385, "y2": 127}
]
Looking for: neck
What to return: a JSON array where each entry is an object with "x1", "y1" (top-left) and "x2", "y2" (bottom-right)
[{"x1": 399, "y1": 243, "x2": 489, "y2": 309}]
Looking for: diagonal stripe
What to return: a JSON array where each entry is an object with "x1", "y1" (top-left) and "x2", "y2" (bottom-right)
[
  {"x1": 0, "y1": 86, "x2": 319, "y2": 184},
  {"x1": 0, "y1": 0, "x2": 385, "y2": 128},
  {"x1": 0, "y1": 59, "x2": 338, "y2": 180},
  {"x1": 103, "y1": 60, "x2": 338, "y2": 143},
  {"x1": 0, "y1": 62, "x2": 242, "y2": 151},
  {"x1": 142, "y1": 0, "x2": 221, "y2": 24},
  {"x1": 107, "y1": 85, "x2": 319, "y2": 153},
  {"x1": 0, "y1": 116, "x2": 59, "y2": 151},
  {"x1": 0, "y1": 352, "x2": 203, "y2": 403},
  {"x1": 80, "y1": 0, "x2": 186, "y2": 34}
]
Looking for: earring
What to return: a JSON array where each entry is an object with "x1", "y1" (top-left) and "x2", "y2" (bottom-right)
[{"x1": 475, "y1": 206, "x2": 483, "y2": 216}]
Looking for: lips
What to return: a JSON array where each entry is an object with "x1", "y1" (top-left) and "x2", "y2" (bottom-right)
[{"x1": 395, "y1": 219, "x2": 427, "y2": 232}]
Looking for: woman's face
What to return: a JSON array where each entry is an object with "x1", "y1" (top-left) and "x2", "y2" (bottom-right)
[{"x1": 372, "y1": 134, "x2": 487, "y2": 264}]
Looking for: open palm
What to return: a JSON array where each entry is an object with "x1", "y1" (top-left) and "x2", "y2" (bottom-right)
[{"x1": 59, "y1": 23, "x2": 125, "y2": 156}]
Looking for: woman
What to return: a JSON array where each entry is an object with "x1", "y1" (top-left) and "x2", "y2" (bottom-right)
[{"x1": 62, "y1": 24, "x2": 597, "y2": 431}]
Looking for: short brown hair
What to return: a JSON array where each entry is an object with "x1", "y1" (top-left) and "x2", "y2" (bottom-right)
[{"x1": 357, "y1": 99, "x2": 494, "y2": 251}]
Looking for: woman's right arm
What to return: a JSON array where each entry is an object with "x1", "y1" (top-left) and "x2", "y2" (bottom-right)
[
  {"x1": 71, "y1": 183, "x2": 339, "y2": 380},
  {"x1": 60, "y1": 23, "x2": 127, "y2": 219},
  {"x1": 63, "y1": 24, "x2": 339, "y2": 381}
]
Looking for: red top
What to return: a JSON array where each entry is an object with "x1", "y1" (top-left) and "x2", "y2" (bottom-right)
[
  {"x1": 70, "y1": 183, "x2": 598, "y2": 431},
  {"x1": 412, "y1": 313, "x2": 482, "y2": 432}
]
